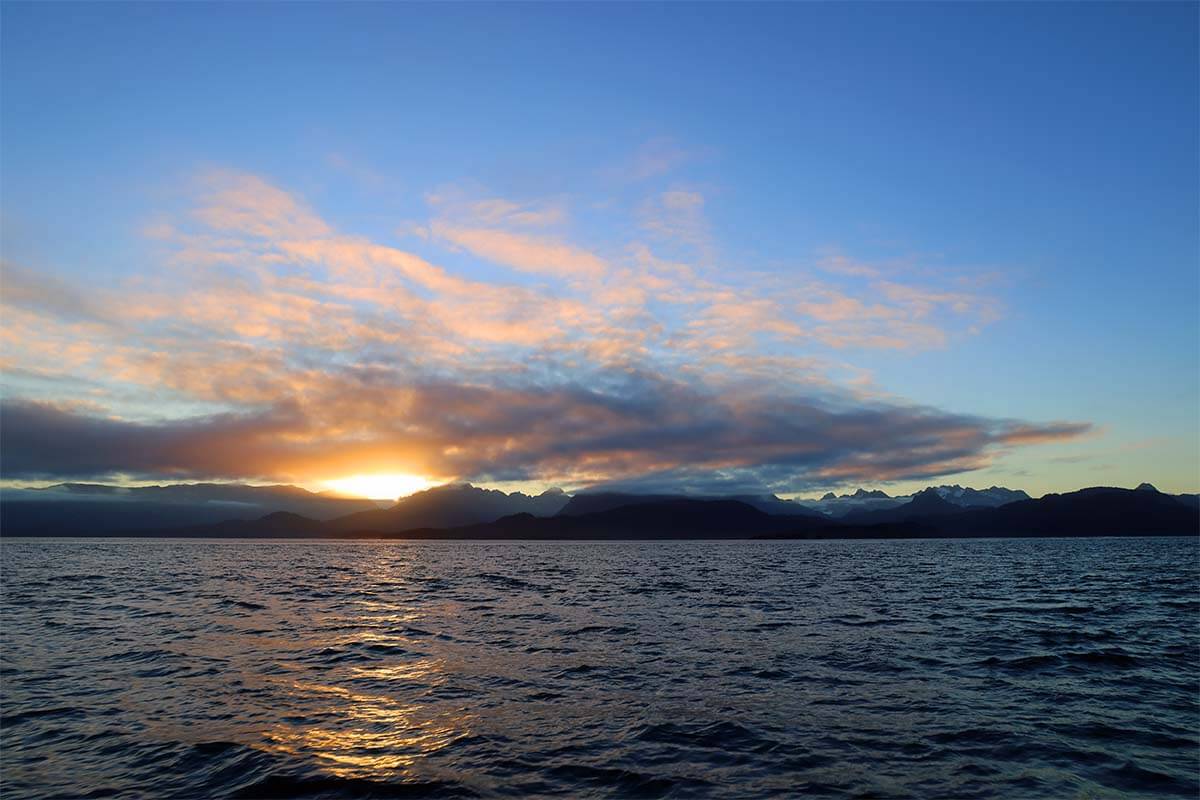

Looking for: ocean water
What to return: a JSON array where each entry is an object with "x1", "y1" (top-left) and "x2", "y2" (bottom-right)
[{"x1": 1, "y1": 537, "x2": 1197, "y2": 799}]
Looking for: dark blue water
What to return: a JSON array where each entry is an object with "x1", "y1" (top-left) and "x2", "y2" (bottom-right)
[{"x1": 1, "y1": 537, "x2": 1197, "y2": 799}]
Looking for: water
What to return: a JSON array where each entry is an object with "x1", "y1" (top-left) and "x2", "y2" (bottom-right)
[{"x1": 1, "y1": 537, "x2": 1197, "y2": 799}]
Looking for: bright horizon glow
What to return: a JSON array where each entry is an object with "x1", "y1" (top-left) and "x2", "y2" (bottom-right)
[{"x1": 323, "y1": 474, "x2": 433, "y2": 501}]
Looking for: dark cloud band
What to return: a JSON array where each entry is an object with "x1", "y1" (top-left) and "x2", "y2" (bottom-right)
[{"x1": 0, "y1": 371, "x2": 1091, "y2": 493}]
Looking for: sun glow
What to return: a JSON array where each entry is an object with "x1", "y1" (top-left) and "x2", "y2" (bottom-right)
[{"x1": 323, "y1": 473, "x2": 433, "y2": 501}]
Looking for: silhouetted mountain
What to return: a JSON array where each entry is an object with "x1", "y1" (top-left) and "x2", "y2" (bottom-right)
[
  {"x1": 389, "y1": 499, "x2": 829, "y2": 540},
  {"x1": 933, "y1": 486, "x2": 1197, "y2": 537},
  {"x1": 7, "y1": 481, "x2": 1196, "y2": 540},
  {"x1": 1175, "y1": 494, "x2": 1200, "y2": 510},
  {"x1": 167, "y1": 511, "x2": 327, "y2": 538},
  {"x1": 556, "y1": 492, "x2": 681, "y2": 517},
  {"x1": 325, "y1": 483, "x2": 568, "y2": 533},
  {"x1": 761, "y1": 486, "x2": 1197, "y2": 540},
  {"x1": 731, "y1": 494, "x2": 823, "y2": 517},
  {"x1": 151, "y1": 498, "x2": 833, "y2": 540},
  {"x1": 558, "y1": 491, "x2": 821, "y2": 519},
  {"x1": 349, "y1": 486, "x2": 1198, "y2": 539},
  {"x1": 0, "y1": 482, "x2": 380, "y2": 536}
]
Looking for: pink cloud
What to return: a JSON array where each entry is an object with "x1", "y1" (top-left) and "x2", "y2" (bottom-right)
[
  {"x1": 430, "y1": 223, "x2": 607, "y2": 280},
  {"x1": 192, "y1": 169, "x2": 331, "y2": 240}
]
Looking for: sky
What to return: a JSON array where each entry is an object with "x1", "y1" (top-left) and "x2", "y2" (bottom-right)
[{"x1": 1, "y1": 2, "x2": 1197, "y2": 500}]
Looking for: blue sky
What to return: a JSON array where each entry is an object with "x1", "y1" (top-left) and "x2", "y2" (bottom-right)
[{"x1": 1, "y1": 2, "x2": 1196, "y2": 497}]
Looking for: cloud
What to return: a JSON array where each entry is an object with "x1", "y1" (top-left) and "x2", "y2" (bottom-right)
[
  {"x1": 997, "y1": 423, "x2": 1099, "y2": 446},
  {"x1": 818, "y1": 253, "x2": 882, "y2": 279},
  {"x1": 325, "y1": 152, "x2": 387, "y2": 191},
  {"x1": 639, "y1": 189, "x2": 712, "y2": 254},
  {"x1": 0, "y1": 399, "x2": 306, "y2": 480},
  {"x1": 425, "y1": 184, "x2": 569, "y2": 228},
  {"x1": 0, "y1": 374, "x2": 1091, "y2": 493},
  {"x1": 1, "y1": 261, "x2": 116, "y2": 324},
  {"x1": 192, "y1": 169, "x2": 331, "y2": 240},
  {"x1": 617, "y1": 137, "x2": 704, "y2": 181},
  {"x1": 469, "y1": 199, "x2": 565, "y2": 227},
  {"x1": 0, "y1": 168, "x2": 1071, "y2": 491},
  {"x1": 429, "y1": 223, "x2": 608, "y2": 280}
]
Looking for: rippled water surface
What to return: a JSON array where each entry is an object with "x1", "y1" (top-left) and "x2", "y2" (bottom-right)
[{"x1": 2, "y1": 537, "x2": 1197, "y2": 799}]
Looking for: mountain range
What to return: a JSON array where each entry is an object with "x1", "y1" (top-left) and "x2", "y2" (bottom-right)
[
  {"x1": 0, "y1": 481, "x2": 567, "y2": 536},
  {"x1": 803, "y1": 484, "x2": 1030, "y2": 517},
  {"x1": 1, "y1": 480, "x2": 1194, "y2": 539},
  {"x1": 0, "y1": 482, "x2": 381, "y2": 536}
]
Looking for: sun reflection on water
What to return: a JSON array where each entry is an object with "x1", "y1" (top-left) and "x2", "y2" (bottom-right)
[
  {"x1": 351, "y1": 660, "x2": 445, "y2": 683},
  {"x1": 261, "y1": 677, "x2": 470, "y2": 778}
]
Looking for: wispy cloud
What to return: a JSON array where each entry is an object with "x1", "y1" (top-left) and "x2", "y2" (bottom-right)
[
  {"x1": 817, "y1": 253, "x2": 882, "y2": 279},
  {"x1": 192, "y1": 169, "x2": 330, "y2": 240},
  {"x1": 325, "y1": 152, "x2": 387, "y2": 191},
  {"x1": 1, "y1": 261, "x2": 116, "y2": 324},
  {"x1": 430, "y1": 223, "x2": 608, "y2": 280},
  {"x1": 611, "y1": 137, "x2": 702, "y2": 181},
  {"x1": 639, "y1": 189, "x2": 713, "y2": 255},
  {"x1": 427, "y1": 189, "x2": 568, "y2": 228}
]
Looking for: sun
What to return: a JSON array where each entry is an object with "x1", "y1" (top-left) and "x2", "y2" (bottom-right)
[{"x1": 323, "y1": 473, "x2": 433, "y2": 501}]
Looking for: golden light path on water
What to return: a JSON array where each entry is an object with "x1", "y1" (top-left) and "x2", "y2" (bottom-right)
[
  {"x1": 256, "y1": 571, "x2": 474, "y2": 781},
  {"x1": 261, "y1": 673, "x2": 470, "y2": 777}
]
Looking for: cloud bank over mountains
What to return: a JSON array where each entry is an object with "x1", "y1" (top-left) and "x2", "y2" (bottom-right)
[{"x1": 0, "y1": 165, "x2": 1089, "y2": 492}]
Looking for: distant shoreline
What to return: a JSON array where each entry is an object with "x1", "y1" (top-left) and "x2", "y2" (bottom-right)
[
  {"x1": 3, "y1": 531, "x2": 1196, "y2": 541},
  {"x1": 4, "y1": 485, "x2": 1196, "y2": 540}
]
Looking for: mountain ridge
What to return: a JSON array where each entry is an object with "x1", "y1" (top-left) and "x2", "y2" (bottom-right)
[
  {"x1": 0, "y1": 482, "x2": 381, "y2": 535},
  {"x1": 2, "y1": 480, "x2": 1195, "y2": 538}
]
